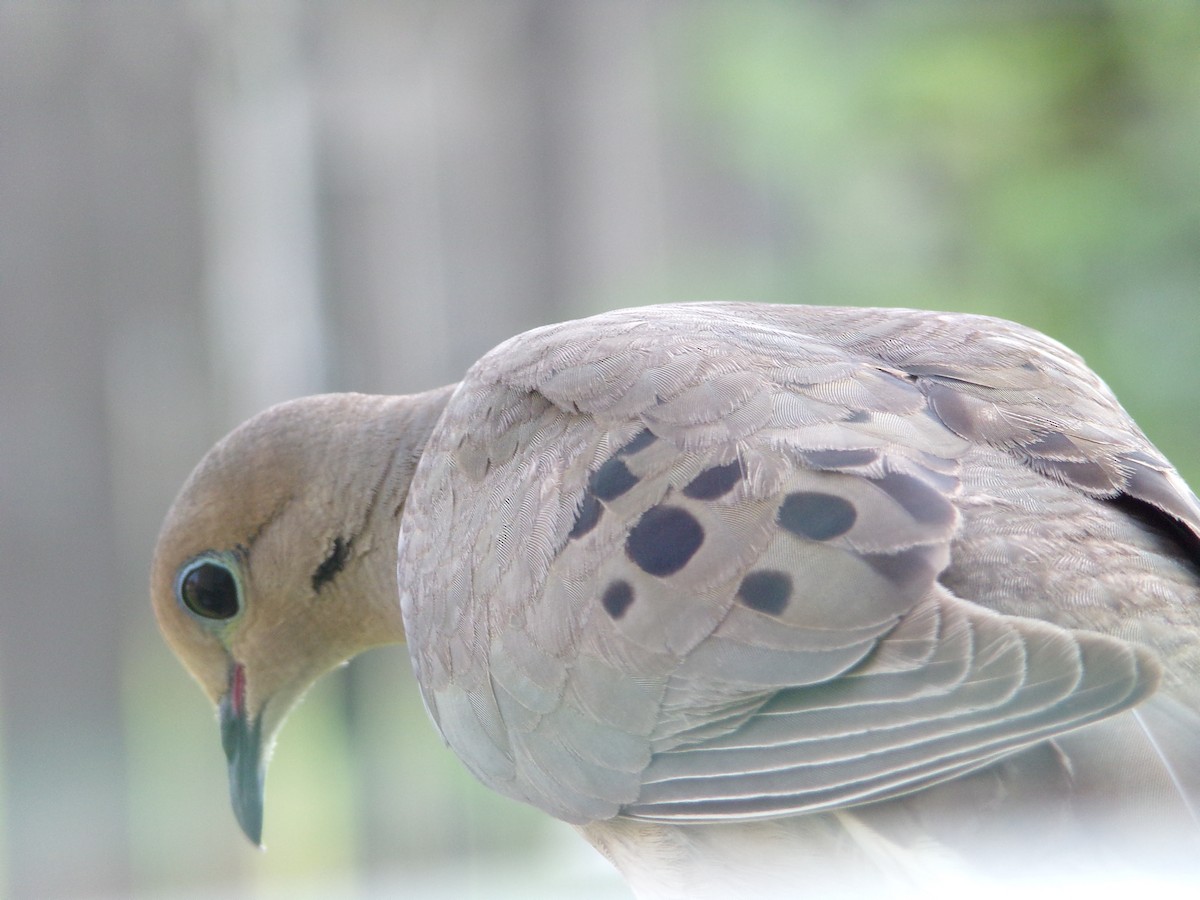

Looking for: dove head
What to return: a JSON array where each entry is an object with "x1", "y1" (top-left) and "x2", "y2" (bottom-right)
[{"x1": 150, "y1": 388, "x2": 453, "y2": 845}]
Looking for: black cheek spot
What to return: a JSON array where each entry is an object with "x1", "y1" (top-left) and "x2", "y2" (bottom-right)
[
  {"x1": 737, "y1": 570, "x2": 793, "y2": 616},
  {"x1": 618, "y1": 428, "x2": 658, "y2": 456},
  {"x1": 777, "y1": 492, "x2": 857, "y2": 541},
  {"x1": 601, "y1": 580, "x2": 635, "y2": 619},
  {"x1": 569, "y1": 493, "x2": 602, "y2": 539},
  {"x1": 626, "y1": 505, "x2": 705, "y2": 577},
  {"x1": 312, "y1": 536, "x2": 351, "y2": 592},
  {"x1": 591, "y1": 457, "x2": 639, "y2": 501},
  {"x1": 683, "y1": 459, "x2": 743, "y2": 500}
]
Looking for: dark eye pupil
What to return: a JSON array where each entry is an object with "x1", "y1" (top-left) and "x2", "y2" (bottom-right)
[{"x1": 181, "y1": 563, "x2": 239, "y2": 620}]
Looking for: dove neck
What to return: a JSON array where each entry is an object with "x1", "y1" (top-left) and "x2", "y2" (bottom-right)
[
  {"x1": 354, "y1": 384, "x2": 457, "y2": 643},
  {"x1": 376, "y1": 383, "x2": 457, "y2": 520}
]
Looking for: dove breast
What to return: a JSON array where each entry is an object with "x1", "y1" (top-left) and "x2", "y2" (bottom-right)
[{"x1": 397, "y1": 302, "x2": 1200, "y2": 831}]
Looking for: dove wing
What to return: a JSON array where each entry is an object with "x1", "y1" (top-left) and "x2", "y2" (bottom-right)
[{"x1": 399, "y1": 303, "x2": 1182, "y2": 826}]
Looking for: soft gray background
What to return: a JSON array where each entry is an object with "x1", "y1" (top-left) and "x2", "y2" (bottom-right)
[{"x1": 2, "y1": 2, "x2": 1197, "y2": 898}]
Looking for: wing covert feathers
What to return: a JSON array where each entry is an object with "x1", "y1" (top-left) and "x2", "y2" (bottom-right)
[{"x1": 397, "y1": 303, "x2": 1192, "y2": 827}]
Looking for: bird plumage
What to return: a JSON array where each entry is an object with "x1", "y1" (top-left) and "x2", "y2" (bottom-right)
[{"x1": 152, "y1": 303, "x2": 1200, "y2": 896}]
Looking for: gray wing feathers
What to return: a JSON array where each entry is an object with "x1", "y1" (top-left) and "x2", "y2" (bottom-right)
[
  {"x1": 399, "y1": 302, "x2": 1187, "y2": 827},
  {"x1": 630, "y1": 598, "x2": 1156, "y2": 821},
  {"x1": 1130, "y1": 697, "x2": 1200, "y2": 826}
]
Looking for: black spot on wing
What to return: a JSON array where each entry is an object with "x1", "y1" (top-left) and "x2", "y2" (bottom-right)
[
  {"x1": 1124, "y1": 449, "x2": 1164, "y2": 467},
  {"x1": 925, "y1": 382, "x2": 980, "y2": 440},
  {"x1": 801, "y1": 448, "x2": 880, "y2": 469},
  {"x1": 569, "y1": 493, "x2": 602, "y2": 539},
  {"x1": 626, "y1": 505, "x2": 705, "y2": 577},
  {"x1": 844, "y1": 410, "x2": 871, "y2": 424},
  {"x1": 591, "y1": 457, "x2": 639, "y2": 501},
  {"x1": 777, "y1": 492, "x2": 857, "y2": 541},
  {"x1": 873, "y1": 472, "x2": 955, "y2": 527},
  {"x1": 1109, "y1": 467, "x2": 1200, "y2": 574},
  {"x1": 1021, "y1": 431, "x2": 1080, "y2": 457},
  {"x1": 618, "y1": 428, "x2": 657, "y2": 456},
  {"x1": 1034, "y1": 457, "x2": 1115, "y2": 493},
  {"x1": 682, "y1": 460, "x2": 743, "y2": 500},
  {"x1": 737, "y1": 570, "x2": 793, "y2": 616},
  {"x1": 312, "y1": 536, "x2": 351, "y2": 592},
  {"x1": 601, "y1": 580, "x2": 635, "y2": 619},
  {"x1": 1124, "y1": 462, "x2": 1200, "y2": 527},
  {"x1": 865, "y1": 546, "x2": 941, "y2": 590}
]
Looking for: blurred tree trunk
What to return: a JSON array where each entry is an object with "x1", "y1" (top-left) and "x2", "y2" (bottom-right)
[
  {"x1": 0, "y1": 1, "x2": 669, "y2": 896},
  {"x1": 0, "y1": 4, "x2": 208, "y2": 897}
]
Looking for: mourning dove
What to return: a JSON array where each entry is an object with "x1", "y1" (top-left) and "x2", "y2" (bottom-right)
[{"x1": 151, "y1": 303, "x2": 1200, "y2": 897}]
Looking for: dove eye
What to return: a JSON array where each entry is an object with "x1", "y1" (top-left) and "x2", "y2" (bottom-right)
[{"x1": 178, "y1": 557, "x2": 242, "y2": 621}]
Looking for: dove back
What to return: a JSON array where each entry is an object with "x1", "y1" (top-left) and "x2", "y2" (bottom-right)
[{"x1": 398, "y1": 303, "x2": 1200, "y2": 895}]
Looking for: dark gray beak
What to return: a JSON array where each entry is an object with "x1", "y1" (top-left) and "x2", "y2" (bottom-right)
[{"x1": 219, "y1": 666, "x2": 265, "y2": 846}]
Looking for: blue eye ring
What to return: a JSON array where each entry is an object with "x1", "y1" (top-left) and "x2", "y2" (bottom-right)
[{"x1": 176, "y1": 552, "x2": 244, "y2": 622}]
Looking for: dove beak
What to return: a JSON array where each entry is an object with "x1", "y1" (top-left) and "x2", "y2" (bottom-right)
[{"x1": 219, "y1": 663, "x2": 265, "y2": 847}]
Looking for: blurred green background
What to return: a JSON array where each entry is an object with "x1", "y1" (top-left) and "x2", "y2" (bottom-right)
[{"x1": 1, "y1": 2, "x2": 1197, "y2": 898}]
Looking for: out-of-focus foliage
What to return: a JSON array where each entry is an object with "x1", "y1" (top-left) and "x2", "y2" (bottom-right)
[{"x1": 659, "y1": 1, "x2": 1200, "y2": 481}]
